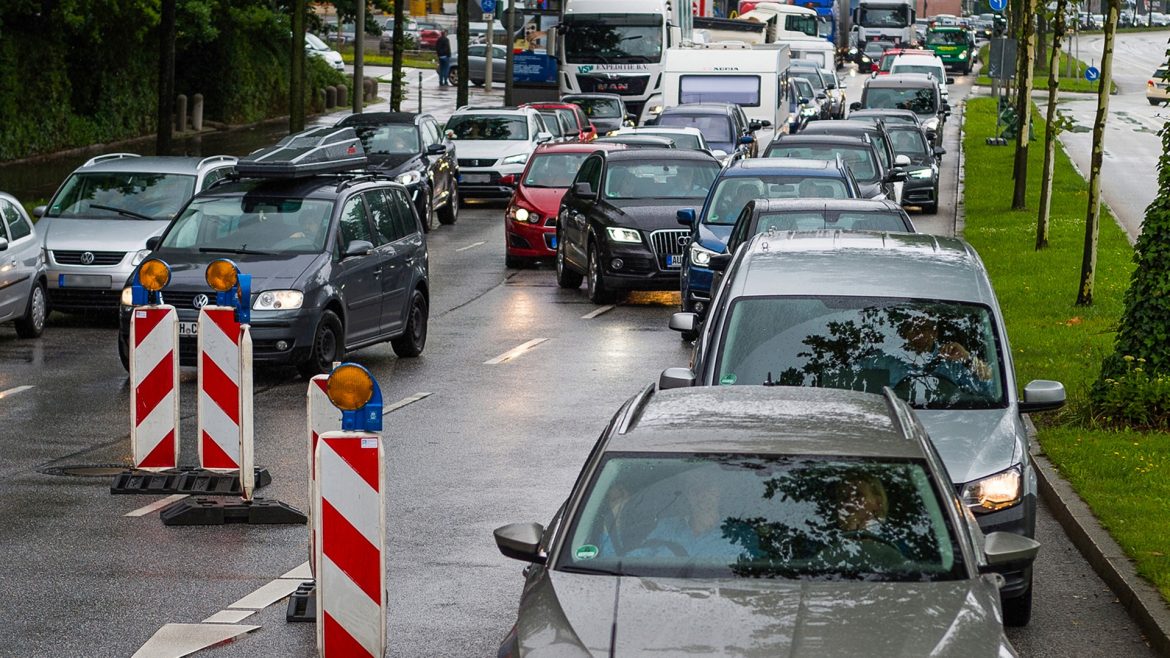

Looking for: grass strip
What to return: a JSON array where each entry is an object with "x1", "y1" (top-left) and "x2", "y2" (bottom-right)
[
  {"x1": 341, "y1": 50, "x2": 438, "y2": 69},
  {"x1": 976, "y1": 44, "x2": 1111, "y2": 94},
  {"x1": 963, "y1": 96, "x2": 1170, "y2": 600}
]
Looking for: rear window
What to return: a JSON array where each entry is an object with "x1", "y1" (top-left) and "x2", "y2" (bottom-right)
[
  {"x1": 864, "y1": 87, "x2": 937, "y2": 115},
  {"x1": 705, "y1": 175, "x2": 852, "y2": 224},
  {"x1": 658, "y1": 113, "x2": 733, "y2": 143},
  {"x1": 446, "y1": 115, "x2": 529, "y2": 140},
  {"x1": 680, "y1": 75, "x2": 761, "y2": 106},
  {"x1": 754, "y1": 210, "x2": 910, "y2": 232},
  {"x1": 766, "y1": 144, "x2": 879, "y2": 183}
]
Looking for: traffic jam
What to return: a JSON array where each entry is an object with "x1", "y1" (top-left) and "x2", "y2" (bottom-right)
[{"x1": 2, "y1": 0, "x2": 1138, "y2": 656}]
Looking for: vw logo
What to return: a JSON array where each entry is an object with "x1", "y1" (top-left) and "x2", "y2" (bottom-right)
[
  {"x1": 676, "y1": 235, "x2": 690, "y2": 247},
  {"x1": 192, "y1": 294, "x2": 209, "y2": 309},
  {"x1": 79, "y1": 251, "x2": 95, "y2": 265}
]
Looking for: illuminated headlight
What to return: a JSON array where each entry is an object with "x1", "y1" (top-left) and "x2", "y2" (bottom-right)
[
  {"x1": 511, "y1": 207, "x2": 540, "y2": 224},
  {"x1": 253, "y1": 290, "x2": 304, "y2": 311},
  {"x1": 120, "y1": 287, "x2": 133, "y2": 306},
  {"x1": 960, "y1": 465, "x2": 1022, "y2": 513},
  {"x1": 689, "y1": 241, "x2": 718, "y2": 266},
  {"x1": 396, "y1": 170, "x2": 423, "y2": 186},
  {"x1": 801, "y1": 107, "x2": 818, "y2": 117},
  {"x1": 648, "y1": 104, "x2": 664, "y2": 116},
  {"x1": 922, "y1": 117, "x2": 940, "y2": 132},
  {"x1": 959, "y1": 50, "x2": 968, "y2": 59},
  {"x1": 908, "y1": 167, "x2": 934, "y2": 179},
  {"x1": 501, "y1": 153, "x2": 529, "y2": 166},
  {"x1": 605, "y1": 227, "x2": 642, "y2": 244},
  {"x1": 131, "y1": 248, "x2": 152, "y2": 266}
]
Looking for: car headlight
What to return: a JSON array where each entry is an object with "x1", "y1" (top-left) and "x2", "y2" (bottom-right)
[
  {"x1": 252, "y1": 290, "x2": 304, "y2": 311},
  {"x1": 120, "y1": 287, "x2": 133, "y2": 307},
  {"x1": 689, "y1": 241, "x2": 718, "y2": 266},
  {"x1": 648, "y1": 104, "x2": 664, "y2": 116},
  {"x1": 801, "y1": 107, "x2": 818, "y2": 116},
  {"x1": 960, "y1": 465, "x2": 1022, "y2": 513},
  {"x1": 396, "y1": 170, "x2": 423, "y2": 186},
  {"x1": 959, "y1": 50, "x2": 968, "y2": 59},
  {"x1": 131, "y1": 248, "x2": 152, "y2": 266},
  {"x1": 908, "y1": 167, "x2": 934, "y2": 179},
  {"x1": 510, "y1": 207, "x2": 540, "y2": 224},
  {"x1": 501, "y1": 153, "x2": 529, "y2": 166},
  {"x1": 605, "y1": 227, "x2": 642, "y2": 244}
]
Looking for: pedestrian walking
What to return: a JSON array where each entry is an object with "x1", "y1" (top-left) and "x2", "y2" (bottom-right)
[{"x1": 436, "y1": 30, "x2": 452, "y2": 87}]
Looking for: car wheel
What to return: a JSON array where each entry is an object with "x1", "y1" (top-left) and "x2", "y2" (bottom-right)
[
  {"x1": 438, "y1": 183, "x2": 459, "y2": 224},
  {"x1": 1150, "y1": 98, "x2": 1163, "y2": 106},
  {"x1": 505, "y1": 254, "x2": 527, "y2": 269},
  {"x1": 1002, "y1": 582, "x2": 1033, "y2": 627},
  {"x1": 587, "y1": 244, "x2": 619, "y2": 305},
  {"x1": 14, "y1": 280, "x2": 47, "y2": 339},
  {"x1": 419, "y1": 188, "x2": 435, "y2": 232},
  {"x1": 556, "y1": 237, "x2": 583, "y2": 289},
  {"x1": 118, "y1": 332, "x2": 130, "y2": 373},
  {"x1": 297, "y1": 310, "x2": 344, "y2": 379},
  {"x1": 471, "y1": 78, "x2": 484, "y2": 87},
  {"x1": 391, "y1": 290, "x2": 428, "y2": 358},
  {"x1": 447, "y1": 67, "x2": 460, "y2": 86}
]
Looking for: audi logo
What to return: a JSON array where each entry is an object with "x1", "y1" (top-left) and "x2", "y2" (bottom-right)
[
  {"x1": 192, "y1": 294, "x2": 209, "y2": 309},
  {"x1": 79, "y1": 251, "x2": 95, "y2": 265},
  {"x1": 676, "y1": 235, "x2": 690, "y2": 247}
]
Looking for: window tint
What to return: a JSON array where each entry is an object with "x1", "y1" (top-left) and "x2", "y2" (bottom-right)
[
  {"x1": 201, "y1": 167, "x2": 233, "y2": 191},
  {"x1": 392, "y1": 189, "x2": 420, "y2": 236},
  {"x1": 339, "y1": 195, "x2": 373, "y2": 246},
  {"x1": 423, "y1": 120, "x2": 441, "y2": 146},
  {"x1": 2, "y1": 201, "x2": 32, "y2": 240},
  {"x1": 468, "y1": 45, "x2": 485, "y2": 57},
  {"x1": 575, "y1": 155, "x2": 603, "y2": 189},
  {"x1": 367, "y1": 190, "x2": 400, "y2": 244}
]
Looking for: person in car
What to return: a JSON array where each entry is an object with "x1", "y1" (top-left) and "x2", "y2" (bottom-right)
[
  {"x1": 817, "y1": 473, "x2": 907, "y2": 571},
  {"x1": 862, "y1": 314, "x2": 994, "y2": 399},
  {"x1": 623, "y1": 472, "x2": 748, "y2": 560}
]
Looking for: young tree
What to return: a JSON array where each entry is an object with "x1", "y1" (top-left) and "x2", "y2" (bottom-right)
[
  {"x1": 1076, "y1": 0, "x2": 1119, "y2": 306},
  {"x1": 391, "y1": 0, "x2": 405, "y2": 110},
  {"x1": 1036, "y1": 0, "x2": 1066, "y2": 249},
  {"x1": 290, "y1": 0, "x2": 307, "y2": 133},
  {"x1": 156, "y1": 0, "x2": 177, "y2": 154},
  {"x1": 457, "y1": 0, "x2": 470, "y2": 107},
  {"x1": 1011, "y1": 0, "x2": 1037, "y2": 209}
]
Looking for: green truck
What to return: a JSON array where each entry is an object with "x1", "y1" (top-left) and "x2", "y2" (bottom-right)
[{"x1": 924, "y1": 25, "x2": 974, "y2": 74}]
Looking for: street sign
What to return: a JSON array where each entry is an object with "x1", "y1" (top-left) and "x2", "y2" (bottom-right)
[
  {"x1": 987, "y1": 38, "x2": 1017, "y2": 80},
  {"x1": 990, "y1": 0, "x2": 1006, "y2": 11},
  {"x1": 481, "y1": 0, "x2": 496, "y2": 13},
  {"x1": 1085, "y1": 66, "x2": 1100, "y2": 81},
  {"x1": 482, "y1": 12, "x2": 494, "y2": 21}
]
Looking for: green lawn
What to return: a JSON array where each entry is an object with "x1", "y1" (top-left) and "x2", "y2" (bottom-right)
[
  {"x1": 340, "y1": 48, "x2": 437, "y2": 70},
  {"x1": 963, "y1": 96, "x2": 1170, "y2": 600},
  {"x1": 976, "y1": 44, "x2": 1110, "y2": 94}
]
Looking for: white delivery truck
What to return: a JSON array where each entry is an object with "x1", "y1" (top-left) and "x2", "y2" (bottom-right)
[
  {"x1": 852, "y1": 0, "x2": 916, "y2": 47},
  {"x1": 642, "y1": 42, "x2": 791, "y2": 146}
]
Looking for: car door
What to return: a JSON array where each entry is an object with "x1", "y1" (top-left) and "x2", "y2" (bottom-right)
[
  {"x1": 467, "y1": 44, "x2": 486, "y2": 80},
  {"x1": 422, "y1": 118, "x2": 454, "y2": 207},
  {"x1": 333, "y1": 194, "x2": 385, "y2": 345},
  {"x1": 561, "y1": 154, "x2": 602, "y2": 270},
  {"x1": 368, "y1": 187, "x2": 421, "y2": 334},
  {"x1": 0, "y1": 198, "x2": 38, "y2": 322}
]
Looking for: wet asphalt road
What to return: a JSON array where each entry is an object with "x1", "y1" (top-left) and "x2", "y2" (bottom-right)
[{"x1": 0, "y1": 68, "x2": 1158, "y2": 658}]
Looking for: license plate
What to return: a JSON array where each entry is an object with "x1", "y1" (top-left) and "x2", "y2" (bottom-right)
[
  {"x1": 462, "y1": 173, "x2": 491, "y2": 183},
  {"x1": 178, "y1": 322, "x2": 198, "y2": 337},
  {"x1": 58, "y1": 274, "x2": 111, "y2": 288},
  {"x1": 666, "y1": 254, "x2": 682, "y2": 268}
]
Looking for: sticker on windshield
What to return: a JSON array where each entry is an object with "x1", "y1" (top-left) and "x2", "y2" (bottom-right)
[
  {"x1": 575, "y1": 544, "x2": 599, "y2": 560},
  {"x1": 720, "y1": 373, "x2": 737, "y2": 385}
]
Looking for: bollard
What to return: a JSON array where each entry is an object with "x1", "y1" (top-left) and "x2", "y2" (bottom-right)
[
  {"x1": 176, "y1": 94, "x2": 188, "y2": 132},
  {"x1": 128, "y1": 260, "x2": 179, "y2": 471},
  {"x1": 325, "y1": 85, "x2": 337, "y2": 109},
  {"x1": 192, "y1": 93, "x2": 204, "y2": 131},
  {"x1": 336, "y1": 84, "x2": 347, "y2": 108},
  {"x1": 366, "y1": 76, "x2": 377, "y2": 102}
]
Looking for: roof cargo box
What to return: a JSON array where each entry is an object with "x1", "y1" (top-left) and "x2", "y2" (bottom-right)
[{"x1": 236, "y1": 127, "x2": 368, "y2": 178}]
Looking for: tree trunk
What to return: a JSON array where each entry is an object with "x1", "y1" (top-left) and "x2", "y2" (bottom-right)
[
  {"x1": 353, "y1": 0, "x2": 365, "y2": 115},
  {"x1": 392, "y1": 0, "x2": 405, "y2": 110},
  {"x1": 1077, "y1": 0, "x2": 1119, "y2": 306},
  {"x1": 457, "y1": 0, "x2": 470, "y2": 107},
  {"x1": 1011, "y1": 0, "x2": 1037, "y2": 209},
  {"x1": 504, "y1": 0, "x2": 517, "y2": 106},
  {"x1": 1036, "y1": 0, "x2": 1065, "y2": 249},
  {"x1": 290, "y1": 0, "x2": 306, "y2": 133},
  {"x1": 156, "y1": 0, "x2": 176, "y2": 154}
]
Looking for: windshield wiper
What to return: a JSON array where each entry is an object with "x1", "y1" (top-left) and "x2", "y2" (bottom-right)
[
  {"x1": 559, "y1": 564, "x2": 625, "y2": 576},
  {"x1": 89, "y1": 204, "x2": 155, "y2": 221},
  {"x1": 199, "y1": 247, "x2": 275, "y2": 256}
]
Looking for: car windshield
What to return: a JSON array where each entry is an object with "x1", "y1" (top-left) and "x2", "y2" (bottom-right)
[
  {"x1": 889, "y1": 128, "x2": 928, "y2": 157},
  {"x1": 346, "y1": 123, "x2": 419, "y2": 155},
  {"x1": 446, "y1": 115, "x2": 529, "y2": 140},
  {"x1": 47, "y1": 172, "x2": 196, "y2": 221},
  {"x1": 568, "y1": 97, "x2": 623, "y2": 119},
  {"x1": 752, "y1": 210, "x2": 910, "y2": 232},
  {"x1": 705, "y1": 175, "x2": 851, "y2": 224},
  {"x1": 715, "y1": 297, "x2": 1006, "y2": 409},
  {"x1": 658, "y1": 113, "x2": 732, "y2": 144},
  {"x1": 559, "y1": 453, "x2": 964, "y2": 581},
  {"x1": 305, "y1": 33, "x2": 330, "y2": 51},
  {"x1": 562, "y1": 14, "x2": 663, "y2": 63},
  {"x1": 767, "y1": 144, "x2": 879, "y2": 183},
  {"x1": 159, "y1": 195, "x2": 333, "y2": 255},
  {"x1": 523, "y1": 153, "x2": 591, "y2": 188},
  {"x1": 865, "y1": 87, "x2": 938, "y2": 115},
  {"x1": 927, "y1": 30, "x2": 967, "y2": 45},
  {"x1": 891, "y1": 64, "x2": 944, "y2": 81},
  {"x1": 859, "y1": 7, "x2": 911, "y2": 27},
  {"x1": 603, "y1": 161, "x2": 718, "y2": 199},
  {"x1": 852, "y1": 113, "x2": 918, "y2": 126},
  {"x1": 792, "y1": 70, "x2": 825, "y2": 91},
  {"x1": 636, "y1": 131, "x2": 702, "y2": 150}
]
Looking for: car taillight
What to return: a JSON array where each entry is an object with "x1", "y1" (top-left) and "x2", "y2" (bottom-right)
[{"x1": 1150, "y1": 79, "x2": 1157, "y2": 87}]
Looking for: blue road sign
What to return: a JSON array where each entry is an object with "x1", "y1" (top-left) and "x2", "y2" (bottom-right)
[
  {"x1": 481, "y1": 0, "x2": 496, "y2": 13},
  {"x1": 1085, "y1": 66, "x2": 1100, "y2": 81},
  {"x1": 990, "y1": 0, "x2": 1007, "y2": 11}
]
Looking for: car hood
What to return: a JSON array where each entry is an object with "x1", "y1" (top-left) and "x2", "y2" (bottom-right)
[
  {"x1": 453, "y1": 139, "x2": 531, "y2": 160},
  {"x1": 147, "y1": 250, "x2": 323, "y2": 293},
  {"x1": 517, "y1": 570, "x2": 1011, "y2": 656},
  {"x1": 370, "y1": 152, "x2": 423, "y2": 174},
  {"x1": 697, "y1": 221, "x2": 734, "y2": 251},
  {"x1": 915, "y1": 407, "x2": 1024, "y2": 485},
  {"x1": 517, "y1": 186, "x2": 569, "y2": 216},
  {"x1": 39, "y1": 217, "x2": 171, "y2": 251},
  {"x1": 608, "y1": 200, "x2": 707, "y2": 232}
]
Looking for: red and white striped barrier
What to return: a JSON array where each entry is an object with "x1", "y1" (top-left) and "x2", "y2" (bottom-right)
[
  {"x1": 307, "y1": 375, "x2": 338, "y2": 574},
  {"x1": 197, "y1": 306, "x2": 255, "y2": 499},
  {"x1": 314, "y1": 431, "x2": 385, "y2": 658},
  {"x1": 129, "y1": 305, "x2": 180, "y2": 470}
]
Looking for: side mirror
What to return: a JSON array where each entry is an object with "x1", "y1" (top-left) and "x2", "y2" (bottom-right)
[
  {"x1": 668, "y1": 312, "x2": 697, "y2": 333},
  {"x1": 708, "y1": 253, "x2": 732, "y2": 272},
  {"x1": 32, "y1": 205, "x2": 46, "y2": 219},
  {"x1": 942, "y1": 103, "x2": 952, "y2": 113},
  {"x1": 893, "y1": 154, "x2": 912, "y2": 168},
  {"x1": 344, "y1": 239, "x2": 374, "y2": 258},
  {"x1": 573, "y1": 181, "x2": 595, "y2": 198},
  {"x1": 1019, "y1": 380, "x2": 1066, "y2": 413},
  {"x1": 676, "y1": 208, "x2": 696, "y2": 226},
  {"x1": 933, "y1": 146, "x2": 947, "y2": 157},
  {"x1": 535, "y1": 131, "x2": 553, "y2": 143},
  {"x1": 711, "y1": 149, "x2": 728, "y2": 159},
  {"x1": 816, "y1": 93, "x2": 828, "y2": 100},
  {"x1": 659, "y1": 366, "x2": 697, "y2": 389},
  {"x1": 980, "y1": 532, "x2": 1040, "y2": 570},
  {"x1": 146, "y1": 236, "x2": 161, "y2": 250},
  {"x1": 494, "y1": 522, "x2": 546, "y2": 563},
  {"x1": 426, "y1": 143, "x2": 446, "y2": 155},
  {"x1": 946, "y1": 76, "x2": 956, "y2": 85},
  {"x1": 738, "y1": 135, "x2": 753, "y2": 145},
  {"x1": 499, "y1": 173, "x2": 517, "y2": 187},
  {"x1": 759, "y1": 119, "x2": 772, "y2": 128},
  {"x1": 0, "y1": 237, "x2": 8, "y2": 251},
  {"x1": 926, "y1": 130, "x2": 938, "y2": 143},
  {"x1": 799, "y1": 96, "x2": 811, "y2": 105},
  {"x1": 850, "y1": 101, "x2": 862, "y2": 112}
]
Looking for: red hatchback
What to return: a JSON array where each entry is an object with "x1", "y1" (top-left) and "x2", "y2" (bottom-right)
[
  {"x1": 504, "y1": 143, "x2": 624, "y2": 267},
  {"x1": 520, "y1": 102, "x2": 598, "y2": 143}
]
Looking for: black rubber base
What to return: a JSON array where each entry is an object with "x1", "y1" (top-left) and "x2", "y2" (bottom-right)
[
  {"x1": 110, "y1": 467, "x2": 272, "y2": 495},
  {"x1": 159, "y1": 497, "x2": 307, "y2": 526},
  {"x1": 286, "y1": 581, "x2": 316, "y2": 623}
]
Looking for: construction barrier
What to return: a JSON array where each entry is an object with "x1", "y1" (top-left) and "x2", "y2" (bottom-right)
[
  {"x1": 196, "y1": 306, "x2": 250, "y2": 477},
  {"x1": 129, "y1": 304, "x2": 179, "y2": 470}
]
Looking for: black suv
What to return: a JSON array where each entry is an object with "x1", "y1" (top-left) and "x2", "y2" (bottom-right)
[
  {"x1": 118, "y1": 129, "x2": 430, "y2": 378},
  {"x1": 336, "y1": 112, "x2": 459, "y2": 231}
]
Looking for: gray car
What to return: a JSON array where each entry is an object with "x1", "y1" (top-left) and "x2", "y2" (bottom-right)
[
  {"x1": 660, "y1": 231, "x2": 1066, "y2": 626},
  {"x1": 446, "y1": 43, "x2": 508, "y2": 86},
  {"x1": 494, "y1": 385, "x2": 1039, "y2": 655},
  {"x1": 34, "y1": 154, "x2": 237, "y2": 312},
  {"x1": 0, "y1": 192, "x2": 47, "y2": 338}
]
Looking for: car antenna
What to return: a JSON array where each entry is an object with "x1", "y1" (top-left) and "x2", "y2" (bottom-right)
[
  {"x1": 763, "y1": 371, "x2": 775, "y2": 386},
  {"x1": 609, "y1": 563, "x2": 621, "y2": 658}
]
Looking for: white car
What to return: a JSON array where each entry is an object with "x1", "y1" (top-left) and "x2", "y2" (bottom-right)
[
  {"x1": 889, "y1": 54, "x2": 951, "y2": 104},
  {"x1": 306, "y1": 33, "x2": 345, "y2": 72},
  {"x1": 609, "y1": 126, "x2": 722, "y2": 156},
  {"x1": 445, "y1": 106, "x2": 552, "y2": 199}
]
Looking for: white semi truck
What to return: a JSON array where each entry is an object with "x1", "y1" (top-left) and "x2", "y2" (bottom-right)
[{"x1": 852, "y1": 0, "x2": 916, "y2": 47}]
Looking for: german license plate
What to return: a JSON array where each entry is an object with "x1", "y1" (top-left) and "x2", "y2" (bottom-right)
[
  {"x1": 178, "y1": 322, "x2": 198, "y2": 337},
  {"x1": 59, "y1": 274, "x2": 111, "y2": 288},
  {"x1": 666, "y1": 254, "x2": 682, "y2": 268},
  {"x1": 462, "y1": 173, "x2": 490, "y2": 183}
]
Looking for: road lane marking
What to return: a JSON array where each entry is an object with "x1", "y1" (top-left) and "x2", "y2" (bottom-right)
[
  {"x1": 581, "y1": 304, "x2": 616, "y2": 319},
  {"x1": 203, "y1": 609, "x2": 256, "y2": 624},
  {"x1": 227, "y1": 578, "x2": 303, "y2": 610},
  {"x1": 131, "y1": 623, "x2": 259, "y2": 658},
  {"x1": 485, "y1": 338, "x2": 548, "y2": 364},
  {"x1": 456, "y1": 241, "x2": 486, "y2": 252},
  {"x1": 124, "y1": 494, "x2": 188, "y2": 518},
  {"x1": 280, "y1": 561, "x2": 312, "y2": 580},
  {"x1": 0, "y1": 385, "x2": 33, "y2": 400},
  {"x1": 382, "y1": 391, "x2": 433, "y2": 415}
]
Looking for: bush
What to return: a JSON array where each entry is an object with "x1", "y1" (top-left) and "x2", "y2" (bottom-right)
[{"x1": 1095, "y1": 357, "x2": 1170, "y2": 430}]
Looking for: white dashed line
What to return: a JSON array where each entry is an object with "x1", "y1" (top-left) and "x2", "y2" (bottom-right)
[
  {"x1": 203, "y1": 609, "x2": 256, "y2": 624},
  {"x1": 581, "y1": 304, "x2": 616, "y2": 319},
  {"x1": 0, "y1": 385, "x2": 33, "y2": 400},
  {"x1": 456, "y1": 241, "x2": 486, "y2": 252},
  {"x1": 227, "y1": 578, "x2": 303, "y2": 610},
  {"x1": 124, "y1": 494, "x2": 188, "y2": 518},
  {"x1": 485, "y1": 338, "x2": 548, "y2": 364},
  {"x1": 382, "y1": 391, "x2": 433, "y2": 415}
]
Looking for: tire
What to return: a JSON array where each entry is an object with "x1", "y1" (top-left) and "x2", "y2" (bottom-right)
[
  {"x1": 446, "y1": 67, "x2": 460, "y2": 86},
  {"x1": 471, "y1": 78, "x2": 484, "y2": 87},
  {"x1": 438, "y1": 183, "x2": 459, "y2": 224},
  {"x1": 1002, "y1": 582, "x2": 1033, "y2": 627},
  {"x1": 391, "y1": 290, "x2": 428, "y2": 358},
  {"x1": 297, "y1": 310, "x2": 344, "y2": 379},
  {"x1": 505, "y1": 254, "x2": 527, "y2": 269},
  {"x1": 1150, "y1": 98, "x2": 1163, "y2": 106},
  {"x1": 556, "y1": 236, "x2": 583, "y2": 289},
  {"x1": 14, "y1": 279, "x2": 47, "y2": 339},
  {"x1": 587, "y1": 244, "x2": 619, "y2": 305},
  {"x1": 118, "y1": 332, "x2": 130, "y2": 372},
  {"x1": 922, "y1": 201, "x2": 939, "y2": 214},
  {"x1": 418, "y1": 188, "x2": 435, "y2": 233}
]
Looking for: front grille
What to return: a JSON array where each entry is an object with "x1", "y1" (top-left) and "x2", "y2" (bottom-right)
[
  {"x1": 577, "y1": 75, "x2": 650, "y2": 96},
  {"x1": 543, "y1": 216, "x2": 557, "y2": 227},
  {"x1": 53, "y1": 250, "x2": 125, "y2": 266},
  {"x1": 47, "y1": 287, "x2": 122, "y2": 310},
  {"x1": 458, "y1": 158, "x2": 496, "y2": 168},
  {"x1": 649, "y1": 229, "x2": 690, "y2": 270},
  {"x1": 158, "y1": 291, "x2": 207, "y2": 310}
]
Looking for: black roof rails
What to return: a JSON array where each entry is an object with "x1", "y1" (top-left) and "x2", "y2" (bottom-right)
[{"x1": 236, "y1": 126, "x2": 368, "y2": 179}]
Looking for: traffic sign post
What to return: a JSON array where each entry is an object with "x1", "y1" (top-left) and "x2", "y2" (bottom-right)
[
  {"x1": 1085, "y1": 66, "x2": 1100, "y2": 81},
  {"x1": 990, "y1": 0, "x2": 1006, "y2": 11}
]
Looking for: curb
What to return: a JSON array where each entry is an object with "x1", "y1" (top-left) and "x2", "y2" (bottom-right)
[{"x1": 1028, "y1": 426, "x2": 1170, "y2": 657}]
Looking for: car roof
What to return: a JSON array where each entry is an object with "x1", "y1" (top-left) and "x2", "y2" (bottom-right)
[
  {"x1": 453, "y1": 106, "x2": 536, "y2": 116},
  {"x1": 76, "y1": 155, "x2": 231, "y2": 175},
  {"x1": 618, "y1": 126, "x2": 703, "y2": 136},
  {"x1": 770, "y1": 134, "x2": 871, "y2": 147},
  {"x1": 799, "y1": 121, "x2": 882, "y2": 136},
  {"x1": 748, "y1": 198, "x2": 906, "y2": 213},
  {"x1": 660, "y1": 103, "x2": 734, "y2": 116},
  {"x1": 562, "y1": 93, "x2": 625, "y2": 101},
  {"x1": 613, "y1": 385, "x2": 923, "y2": 459},
  {"x1": 731, "y1": 231, "x2": 994, "y2": 304},
  {"x1": 596, "y1": 135, "x2": 677, "y2": 146},
  {"x1": 848, "y1": 108, "x2": 919, "y2": 117},
  {"x1": 532, "y1": 142, "x2": 626, "y2": 155},
  {"x1": 336, "y1": 111, "x2": 424, "y2": 126},
  {"x1": 867, "y1": 74, "x2": 938, "y2": 88},
  {"x1": 522, "y1": 102, "x2": 583, "y2": 111},
  {"x1": 723, "y1": 158, "x2": 841, "y2": 175},
  {"x1": 603, "y1": 147, "x2": 718, "y2": 163},
  {"x1": 199, "y1": 173, "x2": 402, "y2": 201}
]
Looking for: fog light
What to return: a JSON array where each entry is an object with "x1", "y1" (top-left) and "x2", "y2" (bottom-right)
[
  {"x1": 275, "y1": 340, "x2": 290, "y2": 351},
  {"x1": 611, "y1": 258, "x2": 624, "y2": 270}
]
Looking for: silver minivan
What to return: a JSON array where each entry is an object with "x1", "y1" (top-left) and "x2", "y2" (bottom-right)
[
  {"x1": 0, "y1": 192, "x2": 47, "y2": 337},
  {"x1": 34, "y1": 154, "x2": 236, "y2": 312}
]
